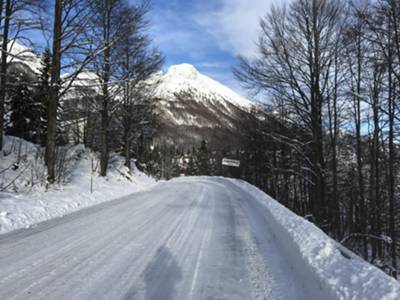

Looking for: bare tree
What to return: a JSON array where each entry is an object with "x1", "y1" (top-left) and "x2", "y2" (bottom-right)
[
  {"x1": 235, "y1": 0, "x2": 344, "y2": 225},
  {"x1": 115, "y1": 10, "x2": 163, "y2": 169},
  {"x1": 46, "y1": 0, "x2": 98, "y2": 183},
  {"x1": 366, "y1": 0, "x2": 400, "y2": 273},
  {"x1": 343, "y1": 0, "x2": 370, "y2": 259},
  {"x1": 88, "y1": 0, "x2": 153, "y2": 176},
  {"x1": 234, "y1": 0, "x2": 400, "y2": 275}
]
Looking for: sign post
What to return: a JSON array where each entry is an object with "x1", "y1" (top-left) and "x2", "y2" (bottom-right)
[{"x1": 222, "y1": 158, "x2": 240, "y2": 168}]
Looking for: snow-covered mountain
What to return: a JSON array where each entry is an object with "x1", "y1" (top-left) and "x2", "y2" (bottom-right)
[
  {"x1": 5, "y1": 42, "x2": 43, "y2": 83},
  {"x1": 7, "y1": 42, "x2": 43, "y2": 75},
  {"x1": 155, "y1": 64, "x2": 252, "y2": 111},
  {"x1": 152, "y1": 64, "x2": 256, "y2": 148},
  {"x1": 6, "y1": 41, "x2": 256, "y2": 148}
]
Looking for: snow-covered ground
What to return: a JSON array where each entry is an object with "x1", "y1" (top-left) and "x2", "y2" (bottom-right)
[
  {"x1": 228, "y1": 178, "x2": 400, "y2": 300},
  {"x1": 0, "y1": 136, "x2": 155, "y2": 234},
  {"x1": 0, "y1": 176, "x2": 398, "y2": 299}
]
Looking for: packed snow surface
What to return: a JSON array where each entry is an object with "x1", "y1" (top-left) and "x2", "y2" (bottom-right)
[
  {"x1": 1, "y1": 176, "x2": 398, "y2": 299},
  {"x1": 0, "y1": 136, "x2": 155, "y2": 234}
]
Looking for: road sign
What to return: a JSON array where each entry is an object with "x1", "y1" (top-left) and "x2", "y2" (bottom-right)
[{"x1": 222, "y1": 158, "x2": 240, "y2": 168}]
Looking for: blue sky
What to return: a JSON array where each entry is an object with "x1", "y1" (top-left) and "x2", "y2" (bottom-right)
[
  {"x1": 143, "y1": 0, "x2": 280, "y2": 97},
  {"x1": 28, "y1": 0, "x2": 279, "y2": 98}
]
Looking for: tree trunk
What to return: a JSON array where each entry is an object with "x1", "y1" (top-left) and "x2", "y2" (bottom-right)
[
  {"x1": 370, "y1": 69, "x2": 382, "y2": 260},
  {"x1": 310, "y1": 0, "x2": 325, "y2": 224},
  {"x1": 100, "y1": 5, "x2": 111, "y2": 177},
  {"x1": 100, "y1": 101, "x2": 108, "y2": 176},
  {"x1": 388, "y1": 81, "x2": 397, "y2": 274},
  {"x1": 328, "y1": 50, "x2": 341, "y2": 237},
  {"x1": 45, "y1": 0, "x2": 63, "y2": 183},
  {"x1": 355, "y1": 27, "x2": 368, "y2": 259},
  {"x1": 124, "y1": 129, "x2": 131, "y2": 170},
  {"x1": 0, "y1": 0, "x2": 11, "y2": 151},
  {"x1": 388, "y1": 23, "x2": 397, "y2": 273}
]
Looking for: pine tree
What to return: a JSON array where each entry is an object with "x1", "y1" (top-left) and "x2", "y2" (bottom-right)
[
  {"x1": 188, "y1": 147, "x2": 197, "y2": 175},
  {"x1": 197, "y1": 140, "x2": 210, "y2": 176},
  {"x1": 33, "y1": 49, "x2": 51, "y2": 146},
  {"x1": 7, "y1": 82, "x2": 37, "y2": 141}
]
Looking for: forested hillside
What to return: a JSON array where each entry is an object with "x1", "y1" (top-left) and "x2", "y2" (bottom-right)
[{"x1": 234, "y1": 0, "x2": 400, "y2": 277}]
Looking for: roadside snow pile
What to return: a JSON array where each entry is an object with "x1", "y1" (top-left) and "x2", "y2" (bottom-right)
[
  {"x1": 230, "y1": 178, "x2": 400, "y2": 300},
  {"x1": 0, "y1": 136, "x2": 155, "y2": 234}
]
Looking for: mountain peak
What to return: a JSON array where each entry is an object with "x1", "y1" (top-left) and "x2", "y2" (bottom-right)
[
  {"x1": 154, "y1": 63, "x2": 255, "y2": 148},
  {"x1": 159, "y1": 63, "x2": 253, "y2": 111},
  {"x1": 167, "y1": 63, "x2": 199, "y2": 80}
]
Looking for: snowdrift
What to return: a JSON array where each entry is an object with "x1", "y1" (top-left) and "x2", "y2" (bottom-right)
[
  {"x1": 0, "y1": 136, "x2": 155, "y2": 234},
  {"x1": 229, "y1": 178, "x2": 400, "y2": 300}
]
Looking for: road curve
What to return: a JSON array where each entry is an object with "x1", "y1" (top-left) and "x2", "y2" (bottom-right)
[{"x1": 0, "y1": 177, "x2": 310, "y2": 300}]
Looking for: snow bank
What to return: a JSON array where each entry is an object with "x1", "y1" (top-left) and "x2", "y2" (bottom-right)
[
  {"x1": 0, "y1": 136, "x2": 155, "y2": 235},
  {"x1": 230, "y1": 178, "x2": 400, "y2": 300}
]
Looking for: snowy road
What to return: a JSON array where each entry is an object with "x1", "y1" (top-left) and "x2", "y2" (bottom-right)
[{"x1": 0, "y1": 177, "x2": 313, "y2": 300}]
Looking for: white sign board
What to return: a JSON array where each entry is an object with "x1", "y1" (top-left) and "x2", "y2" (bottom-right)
[{"x1": 222, "y1": 158, "x2": 240, "y2": 168}]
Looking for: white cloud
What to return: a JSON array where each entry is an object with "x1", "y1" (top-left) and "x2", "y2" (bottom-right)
[
  {"x1": 195, "y1": 0, "x2": 283, "y2": 57},
  {"x1": 148, "y1": 0, "x2": 286, "y2": 98},
  {"x1": 149, "y1": 7, "x2": 213, "y2": 61}
]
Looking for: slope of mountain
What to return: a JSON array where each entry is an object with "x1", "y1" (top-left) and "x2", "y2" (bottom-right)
[
  {"x1": 152, "y1": 64, "x2": 255, "y2": 149},
  {"x1": 6, "y1": 41, "x2": 255, "y2": 149},
  {"x1": 7, "y1": 41, "x2": 43, "y2": 75},
  {"x1": 156, "y1": 64, "x2": 252, "y2": 110},
  {"x1": 60, "y1": 64, "x2": 257, "y2": 149}
]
